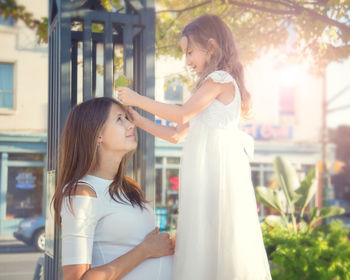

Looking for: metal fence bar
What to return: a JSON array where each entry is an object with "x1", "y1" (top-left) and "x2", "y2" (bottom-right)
[
  {"x1": 140, "y1": 0, "x2": 156, "y2": 204},
  {"x1": 104, "y1": 17, "x2": 114, "y2": 97},
  {"x1": 92, "y1": 41, "x2": 97, "y2": 97},
  {"x1": 123, "y1": 23, "x2": 133, "y2": 84},
  {"x1": 72, "y1": 31, "x2": 122, "y2": 44},
  {"x1": 71, "y1": 41, "x2": 78, "y2": 106},
  {"x1": 72, "y1": 10, "x2": 138, "y2": 24},
  {"x1": 83, "y1": 18, "x2": 92, "y2": 100},
  {"x1": 45, "y1": 14, "x2": 57, "y2": 278}
]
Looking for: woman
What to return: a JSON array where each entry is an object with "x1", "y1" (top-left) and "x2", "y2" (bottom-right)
[{"x1": 53, "y1": 97, "x2": 174, "y2": 280}]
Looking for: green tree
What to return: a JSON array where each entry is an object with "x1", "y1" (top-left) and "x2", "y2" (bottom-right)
[
  {"x1": 1, "y1": 0, "x2": 350, "y2": 73},
  {"x1": 0, "y1": 0, "x2": 48, "y2": 44},
  {"x1": 156, "y1": 0, "x2": 350, "y2": 74}
]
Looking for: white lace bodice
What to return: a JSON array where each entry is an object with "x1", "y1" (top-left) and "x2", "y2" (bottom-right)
[{"x1": 190, "y1": 70, "x2": 241, "y2": 129}]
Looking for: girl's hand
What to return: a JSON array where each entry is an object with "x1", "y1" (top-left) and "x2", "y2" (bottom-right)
[
  {"x1": 127, "y1": 107, "x2": 142, "y2": 126},
  {"x1": 171, "y1": 233, "x2": 176, "y2": 248},
  {"x1": 140, "y1": 228, "x2": 175, "y2": 258},
  {"x1": 117, "y1": 87, "x2": 142, "y2": 106}
]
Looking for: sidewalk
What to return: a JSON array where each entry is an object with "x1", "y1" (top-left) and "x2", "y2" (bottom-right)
[
  {"x1": 0, "y1": 237, "x2": 38, "y2": 254},
  {"x1": 0, "y1": 237, "x2": 43, "y2": 280}
]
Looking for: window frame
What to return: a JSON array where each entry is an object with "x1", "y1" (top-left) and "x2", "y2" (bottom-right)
[
  {"x1": 163, "y1": 77, "x2": 184, "y2": 104},
  {"x1": 0, "y1": 61, "x2": 16, "y2": 114},
  {"x1": 0, "y1": 14, "x2": 15, "y2": 27}
]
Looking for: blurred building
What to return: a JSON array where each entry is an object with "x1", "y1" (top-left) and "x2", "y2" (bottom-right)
[
  {"x1": 0, "y1": 1, "x2": 48, "y2": 236},
  {"x1": 0, "y1": 2, "x2": 338, "y2": 236}
]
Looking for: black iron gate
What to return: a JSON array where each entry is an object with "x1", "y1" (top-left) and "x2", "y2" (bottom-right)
[{"x1": 46, "y1": 0, "x2": 155, "y2": 278}]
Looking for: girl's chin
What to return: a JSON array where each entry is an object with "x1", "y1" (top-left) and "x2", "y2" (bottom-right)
[{"x1": 195, "y1": 69, "x2": 203, "y2": 75}]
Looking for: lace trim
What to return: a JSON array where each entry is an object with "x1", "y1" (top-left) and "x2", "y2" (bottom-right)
[{"x1": 205, "y1": 70, "x2": 235, "y2": 84}]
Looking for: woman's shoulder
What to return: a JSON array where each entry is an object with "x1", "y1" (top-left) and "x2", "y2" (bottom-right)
[
  {"x1": 205, "y1": 70, "x2": 235, "y2": 84},
  {"x1": 73, "y1": 184, "x2": 97, "y2": 197},
  {"x1": 62, "y1": 177, "x2": 99, "y2": 197}
]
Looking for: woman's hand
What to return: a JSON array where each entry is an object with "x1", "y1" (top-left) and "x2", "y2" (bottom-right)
[
  {"x1": 140, "y1": 228, "x2": 174, "y2": 258},
  {"x1": 117, "y1": 87, "x2": 142, "y2": 106}
]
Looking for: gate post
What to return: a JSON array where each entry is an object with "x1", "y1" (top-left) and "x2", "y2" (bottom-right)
[{"x1": 46, "y1": 0, "x2": 155, "y2": 278}]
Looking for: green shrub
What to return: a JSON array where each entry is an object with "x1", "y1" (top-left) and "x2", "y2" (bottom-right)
[{"x1": 262, "y1": 220, "x2": 350, "y2": 280}]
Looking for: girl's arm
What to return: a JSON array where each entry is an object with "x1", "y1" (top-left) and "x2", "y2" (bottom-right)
[
  {"x1": 118, "y1": 78, "x2": 222, "y2": 124},
  {"x1": 128, "y1": 107, "x2": 189, "y2": 144}
]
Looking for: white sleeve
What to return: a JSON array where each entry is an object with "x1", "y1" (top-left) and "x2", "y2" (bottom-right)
[
  {"x1": 61, "y1": 196, "x2": 99, "y2": 266},
  {"x1": 205, "y1": 70, "x2": 236, "y2": 84}
]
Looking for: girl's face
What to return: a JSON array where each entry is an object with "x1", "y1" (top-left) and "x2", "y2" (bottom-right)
[
  {"x1": 181, "y1": 36, "x2": 208, "y2": 75},
  {"x1": 99, "y1": 104, "x2": 137, "y2": 154}
]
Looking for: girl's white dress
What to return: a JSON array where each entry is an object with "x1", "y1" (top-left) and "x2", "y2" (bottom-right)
[{"x1": 173, "y1": 71, "x2": 271, "y2": 280}]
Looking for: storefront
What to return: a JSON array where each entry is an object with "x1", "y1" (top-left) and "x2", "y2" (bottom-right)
[
  {"x1": 0, "y1": 133, "x2": 46, "y2": 237},
  {"x1": 155, "y1": 138, "x2": 183, "y2": 231},
  {"x1": 154, "y1": 136, "x2": 335, "y2": 231}
]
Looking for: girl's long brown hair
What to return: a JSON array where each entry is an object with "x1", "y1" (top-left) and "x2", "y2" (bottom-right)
[
  {"x1": 182, "y1": 14, "x2": 252, "y2": 117},
  {"x1": 53, "y1": 97, "x2": 146, "y2": 226}
]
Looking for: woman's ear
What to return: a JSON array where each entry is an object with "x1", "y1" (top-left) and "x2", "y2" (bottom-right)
[{"x1": 207, "y1": 38, "x2": 217, "y2": 54}]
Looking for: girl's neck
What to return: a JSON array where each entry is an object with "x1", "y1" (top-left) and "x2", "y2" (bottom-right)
[{"x1": 89, "y1": 152, "x2": 123, "y2": 180}]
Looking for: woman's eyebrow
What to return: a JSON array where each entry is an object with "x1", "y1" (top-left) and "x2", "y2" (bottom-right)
[{"x1": 114, "y1": 113, "x2": 125, "y2": 118}]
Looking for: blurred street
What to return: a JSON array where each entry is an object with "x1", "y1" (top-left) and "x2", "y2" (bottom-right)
[{"x1": 0, "y1": 238, "x2": 43, "y2": 280}]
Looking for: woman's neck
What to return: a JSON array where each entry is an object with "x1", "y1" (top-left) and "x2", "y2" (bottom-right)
[{"x1": 89, "y1": 152, "x2": 123, "y2": 180}]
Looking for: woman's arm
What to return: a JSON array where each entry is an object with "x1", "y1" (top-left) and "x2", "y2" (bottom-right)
[
  {"x1": 64, "y1": 228, "x2": 172, "y2": 280},
  {"x1": 62, "y1": 185, "x2": 174, "y2": 280},
  {"x1": 128, "y1": 107, "x2": 189, "y2": 144},
  {"x1": 118, "y1": 78, "x2": 222, "y2": 124}
]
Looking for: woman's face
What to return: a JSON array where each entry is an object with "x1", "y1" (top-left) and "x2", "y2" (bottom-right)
[
  {"x1": 99, "y1": 103, "x2": 137, "y2": 154},
  {"x1": 181, "y1": 36, "x2": 208, "y2": 75}
]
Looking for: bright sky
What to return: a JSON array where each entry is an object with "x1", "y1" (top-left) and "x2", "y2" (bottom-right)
[{"x1": 326, "y1": 57, "x2": 350, "y2": 129}]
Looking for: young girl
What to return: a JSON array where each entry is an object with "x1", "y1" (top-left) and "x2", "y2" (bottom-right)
[
  {"x1": 118, "y1": 14, "x2": 271, "y2": 280},
  {"x1": 52, "y1": 97, "x2": 174, "y2": 280}
]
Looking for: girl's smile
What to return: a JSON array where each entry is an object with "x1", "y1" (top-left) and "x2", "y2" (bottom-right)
[{"x1": 180, "y1": 36, "x2": 208, "y2": 75}]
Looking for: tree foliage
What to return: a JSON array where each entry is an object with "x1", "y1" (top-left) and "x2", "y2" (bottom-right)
[
  {"x1": 1, "y1": 0, "x2": 350, "y2": 73},
  {"x1": 156, "y1": 0, "x2": 350, "y2": 74},
  {"x1": 0, "y1": 0, "x2": 48, "y2": 44}
]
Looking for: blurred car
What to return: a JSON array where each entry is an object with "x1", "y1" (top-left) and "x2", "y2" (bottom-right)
[{"x1": 13, "y1": 216, "x2": 45, "y2": 252}]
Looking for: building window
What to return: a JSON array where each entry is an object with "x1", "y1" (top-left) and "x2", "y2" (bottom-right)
[
  {"x1": 8, "y1": 153, "x2": 44, "y2": 161},
  {"x1": 0, "y1": 63, "x2": 14, "y2": 109},
  {"x1": 164, "y1": 78, "x2": 183, "y2": 104},
  {"x1": 166, "y1": 157, "x2": 180, "y2": 164},
  {"x1": 6, "y1": 166, "x2": 44, "y2": 219},
  {"x1": 0, "y1": 14, "x2": 14, "y2": 27},
  {"x1": 155, "y1": 155, "x2": 181, "y2": 232}
]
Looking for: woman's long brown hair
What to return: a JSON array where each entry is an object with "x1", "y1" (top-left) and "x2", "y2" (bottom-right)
[
  {"x1": 182, "y1": 14, "x2": 252, "y2": 117},
  {"x1": 53, "y1": 97, "x2": 146, "y2": 226}
]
